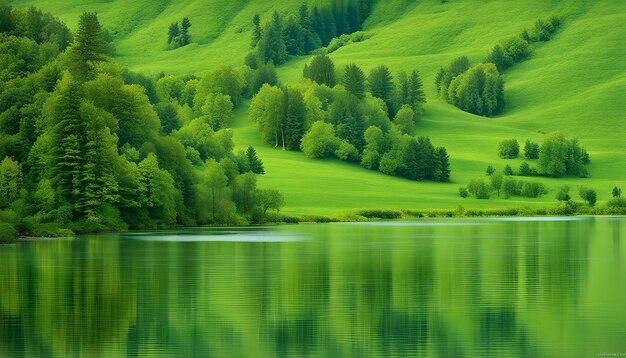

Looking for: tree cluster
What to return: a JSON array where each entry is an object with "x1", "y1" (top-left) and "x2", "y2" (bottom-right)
[
  {"x1": 462, "y1": 172, "x2": 546, "y2": 200},
  {"x1": 250, "y1": 59, "x2": 448, "y2": 182},
  {"x1": 167, "y1": 17, "x2": 191, "y2": 49},
  {"x1": 249, "y1": 0, "x2": 374, "y2": 66},
  {"x1": 0, "y1": 11, "x2": 283, "y2": 238}
]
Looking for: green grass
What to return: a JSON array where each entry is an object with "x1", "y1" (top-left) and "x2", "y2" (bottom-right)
[{"x1": 9, "y1": 0, "x2": 626, "y2": 215}]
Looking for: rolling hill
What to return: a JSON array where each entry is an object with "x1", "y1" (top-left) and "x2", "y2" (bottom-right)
[{"x1": 8, "y1": 0, "x2": 626, "y2": 216}]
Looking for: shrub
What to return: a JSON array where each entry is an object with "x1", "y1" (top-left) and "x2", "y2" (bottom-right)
[
  {"x1": 357, "y1": 210, "x2": 402, "y2": 219},
  {"x1": 520, "y1": 181, "x2": 546, "y2": 198},
  {"x1": 524, "y1": 140, "x2": 540, "y2": 159},
  {"x1": 0, "y1": 222, "x2": 18, "y2": 243},
  {"x1": 467, "y1": 178, "x2": 490, "y2": 199},
  {"x1": 498, "y1": 139, "x2": 519, "y2": 158},
  {"x1": 519, "y1": 162, "x2": 532, "y2": 176},
  {"x1": 486, "y1": 165, "x2": 495, "y2": 176},
  {"x1": 459, "y1": 187, "x2": 469, "y2": 198},
  {"x1": 579, "y1": 187, "x2": 597, "y2": 206},
  {"x1": 607, "y1": 198, "x2": 626, "y2": 208},
  {"x1": 335, "y1": 141, "x2": 360, "y2": 162},
  {"x1": 556, "y1": 185, "x2": 571, "y2": 202},
  {"x1": 503, "y1": 165, "x2": 514, "y2": 176}
]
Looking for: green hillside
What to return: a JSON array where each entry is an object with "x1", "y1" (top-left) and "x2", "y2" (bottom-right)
[{"x1": 8, "y1": 0, "x2": 626, "y2": 216}]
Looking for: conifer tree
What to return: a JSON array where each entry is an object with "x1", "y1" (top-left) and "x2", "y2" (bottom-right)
[
  {"x1": 70, "y1": 12, "x2": 107, "y2": 80},
  {"x1": 284, "y1": 89, "x2": 306, "y2": 150},
  {"x1": 246, "y1": 146, "x2": 265, "y2": 174},
  {"x1": 368, "y1": 65, "x2": 395, "y2": 116},
  {"x1": 343, "y1": 63, "x2": 366, "y2": 99},
  {"x1": 167, "y1": 22, "x2": 179, "y2": 44},
  {"x1": 251, "y1": 14, "x2": 262, "y2": 48}
]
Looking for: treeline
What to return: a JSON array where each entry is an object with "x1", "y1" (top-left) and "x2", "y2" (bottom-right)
[
  {"x1": 249, "y1": 55, "x2": 450, "y2": 182},
  {"x1": 0, "y1": 10, "x2": 284, "y2": 240},
  {"x1": 166, "y1": 17, "x2": 191, "y2": 50},
  {"x1": 496, "y1": 132, "x2": 590, "y2": 178},
  {"x1": 247, "y1": 0, "x2": 374, "y2": 66},
  {"x1": 436, "y1": 16, "x2": 561, "y2": 116}
]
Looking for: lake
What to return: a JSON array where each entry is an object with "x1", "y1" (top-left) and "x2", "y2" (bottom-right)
[{"x1": 1, "y1": 217, "x2": 625, "y2": 357}]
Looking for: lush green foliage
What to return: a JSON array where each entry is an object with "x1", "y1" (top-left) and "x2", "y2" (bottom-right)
[{"x1": 498, "y1": 139, "x2": 519, "y2": 159}]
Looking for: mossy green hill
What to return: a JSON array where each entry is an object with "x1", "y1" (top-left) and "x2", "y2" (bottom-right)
[{"x1": 9, "y1": 0, "x2": 626, "y2": 216}]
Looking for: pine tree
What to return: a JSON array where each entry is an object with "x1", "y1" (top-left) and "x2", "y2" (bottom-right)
[
  {"x1": 343, "y1": 63, "x2": 366, "y2": 99},
  {"x1": 246, "y1": 146, "x2": 265, "y2": 174},
  {"x1": 305, "y1": 54, "x2": 335, "y2": 87},
  {"x1": 259, "y1": 12, "x2": 287, "y2": 65},
  {"x1": 368, "y1": 65, "x2": 395, "y2": 116},
  {"x1": 180, "y1": 17, "x2": 191, "y2": 46},
  {"x1": 167, "y1": 22, "x2": 179, "y2": 44},
  {"x1": 434, "y1": 147, "x2": 450, "y2": 182},
  {"x1": 251, "y1": 14, "x2": 262, "y2": 48},
  {"x1": 70, "y1": 12, "x2": 107, "y2": 80},
  {"x1": 284, "y1": 89, "x2": 306, "y2": 150}
]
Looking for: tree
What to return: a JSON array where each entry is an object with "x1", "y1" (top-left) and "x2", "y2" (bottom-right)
[
  {"x1": 360, "y1": 125, "x2": 387, "y2": 170},
  {"x1": 232, "y1": 172, "x2": 257, "y2": 213},
  {"x1": 396, "y1": 70, "x2": 426, "y2": 112},
  {"x1": 519, "y1": 162, "x2": 532, "y2": 176},
  {"x1": 248, "y1": 60, "x2": 278, "y2": 95},
  {"x1": 180, "y1": 17, "x2": 191, "y2": 46},
  {"x1": 368, "y1": 65, "x2": 394, "y2": 116},
  {"x1": 438, "y1": 56, "x2": 470, "y2": 100},
  {"x1": 467, "y1": 178, "x2": 490, "y2": 199},
  {"x1": 256, "y1": 189, "x2": 284, "y2": 214},
  {"x1": 342, "y1": 63, "x2": 366, "y2": 99},
  {"x1": 393, "y1": 105, "x2": 415, "y2": 135},
  {"x1": 459, "y1": 187, "x2": 469, "y2": 198},
  {"x1": 194, "y1": 159, "x2": 235, "y2": 223},
  {"x1": 251, "y1": 14, "x2": 262, "y2": 48},
  {"x1": 448, "y1": 63, "x2": 504, "y2": 116},
  {"x1": 258, "y1": 11, "x2": 287, "y2": 65},
  {"x1": 330, "y1": 88, "x2": 364, "y2": 150},
  {"x1": 613, "y1": 186, "x2": 622, "y2": 198},
  {"x1": 579, "y1": 187, "x2": 597, "y2": 206},
  {"x1": 538, "y1": 131, "x2": 569, "y2": 177},
  {"x1": 138, "y1": 153, "x2": 179, "y2": 225},
  {"x1": 155, "y1": 102, "x2": 181, "y2": 135},
  {"x1": 434, "y1": 147, "x2": 451, "y2": 182},
  {"x1": 284, "y1": 88, "x2": 306, "y2": 150},
  {"x1": 246, "y1": 146, "x2": 265, "y2": 174},
  {"x1": 201, "y1": 93, "x2": 233, "y2": 130},
  {"x1": 486, "y1": 44, "x2": 506, "y2": 72},
  {"x1": 0, "y1": 156, "x2": 21, "y2": 209},
  {"x1": 524, "y1": 140, "x2": 540, "y2": 159},
  {"x1": 556, "y1": 185, "x2": 570, "y2": 202},
  {"x1": 500, "y1": 36, "x2": 530, "y2": 67},
  {"x1": 70, "y1": 12, "x2": 107, "y2": 79},
  {"x1": 486, "y1": 165, "x2": 496, "y2": 176},
  {"x1": 503, "y1": 165, "x2": 513, "y2": 176},
  {"x1": 304, "y1": 54, "x2": 335, "y2": 87},
  {"x1": 300, "y1": 121, "x2": 340, "y2": 158},
  {"x1": 498, "y1": 139, "x2": 519, "y2": 159},
  {"x1": 490, "y1": 171, "x2": 503, "y2": 197},
  {"x1": 501, "y1": 177, "x2": 517, "y2": 199},
  {"x1": 249, "y1": 84, "x2": 285, "y2": 148},
  {"x1": 195, "y1": 64, "x2": 245, "y2": 107},
  {"x1": 167, "y1": 22, "x2": 180, "y2": 44}
]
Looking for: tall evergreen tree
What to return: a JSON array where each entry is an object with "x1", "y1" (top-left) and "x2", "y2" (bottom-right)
[
  {"x1": 180, "y1": 17, "x2": 191, "y2": 46},
  {"x1": 70, "y1": 12, "x2": 107, "y2": 80},
  {"x1": 259, "y1": 12, "x2": 287, "y2": 65},
  {"x1": 304, "y1": 54, "x2": 335, "y2": 87},
  {"x1": 284, "y1": 88, "x2": 306, "y2": 150},
  {"x1": 434, "y1": 147, "x2": 451, "y2": 182},
  {"x1": 368, "y1": 65, "x2": 395, "y2": 116},
  {"x1": 246, "y1": 146, "x2": 265, "y2": 174},
  {"x1": 251, "y1": 14, "x2": 262, "y2": 48},
  {"x1": 167, "y1": 22, "x2": 179, "y2": 44},
  {"x1": 343, "y1": 63, "x2": 366, "y2": 99}
]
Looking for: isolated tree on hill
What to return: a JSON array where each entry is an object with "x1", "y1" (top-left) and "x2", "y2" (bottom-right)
[
  {"x1": 579, "y1": 187, "x2": 597, "y2": 207},
  {"x1": 246, "y1": 146, "x2": 265, "y2": 174},
  {"x1": 613, "y1": 186, "x2": 622, "y2": 198},
  {"x1": 251, "y1": 14, "x2": 262, "y2": 48},
  {"x1": 434, "y1": 147, "x2": 451, "y2": 182},
  {"x1": 304, "y1": 54, "x2": 335, "y2": 87},
  {"x1": 368, "y1": 65, "x2": 395, "y2": 116},
  {"x1": 70, "y1": 12, "x2": 107, "y2": 79},
  {"x1": 180, "y1": 17, "x2": 191, "y2": 46},
  {"x1": 343, "y1": 63, "x2": 366, "y2": 99},
  {"x1": 167, "y1": 22, "x2": 180, "y2": 44}
]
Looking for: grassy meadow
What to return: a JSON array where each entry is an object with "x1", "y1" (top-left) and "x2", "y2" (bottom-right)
[{"x1": 8, "y1": 0, "x2": 626, "y2": 216}]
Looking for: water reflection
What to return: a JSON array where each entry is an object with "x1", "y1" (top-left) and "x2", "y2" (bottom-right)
[{"x1": 1, "y1": 218, "x2": 625, "y2": 357}]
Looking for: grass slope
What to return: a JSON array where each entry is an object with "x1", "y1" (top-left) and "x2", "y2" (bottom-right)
[{"x1": 9, "y1": 0, "x2": 626, "y2": 215}]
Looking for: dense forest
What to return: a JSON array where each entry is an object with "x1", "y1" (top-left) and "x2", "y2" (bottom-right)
[{"x1": 0, "y1": 7, "x2": 284, "y2": 240}]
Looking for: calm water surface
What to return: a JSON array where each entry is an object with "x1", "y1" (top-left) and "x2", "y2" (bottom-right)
[{"x1": 1, "y1": 217, "x2": 625, "y2": 357}]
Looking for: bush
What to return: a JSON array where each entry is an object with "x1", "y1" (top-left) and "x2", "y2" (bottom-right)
[
  {"x1": 607, "y1": 198, "x2": 626, "y2": 208},
  {"x1": 356, "y1": 210, "x2": 402, "y2": 219},
  {"x1": 467, "y1": 178, "x2": 490, "y2": 199},
  {"x1": 0, "y1": 222, "x2": 18, "y2": 243},
  {"x1": 335, "y1": 141, "x2": 360, "y2": 162},
  {"x1": 503, "y1": 165, "x2": 513, "y2": 176},
  {"x1": 520, "y1": 181, "x2": 546, "y2": 198},
  {"x1": 459, "y1": 187, "x2": 469, "y2": 198},
  {"x1": 524, "y1": 140, "x2": 540, "y2": 159},
  {"x1": 519, "y1": 162, "x2": 532, "y2": 176},
  {"x1": 300, "y1": 121, "x2": 340, "y2": 158},
  {"x1": 556, "y1": 185, "x2": 571, "y2": 202},
  {"x1": 579, "y1": 187, "x2": 597, "y2": 206},
  {"x1": 486, "y1": 165, "x2": 495, "y2": 176},
  {"x1": 498, "y1": 139, "x2": 519, "y2": 158}
]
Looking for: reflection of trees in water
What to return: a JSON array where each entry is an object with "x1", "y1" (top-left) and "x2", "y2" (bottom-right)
[{"x1": 0, "y1": 219, "x2": 613, "y2": 357}]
